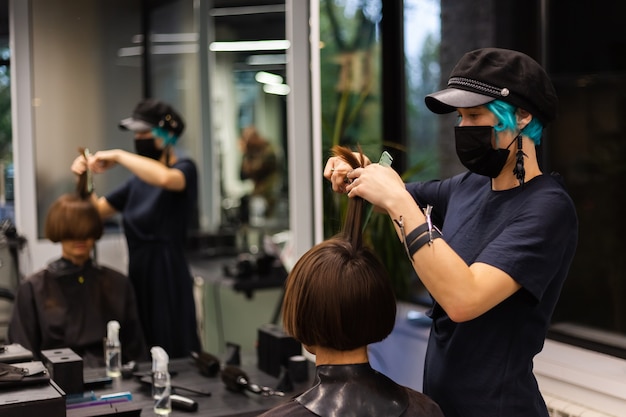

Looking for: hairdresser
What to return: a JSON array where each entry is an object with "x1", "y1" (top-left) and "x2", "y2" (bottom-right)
[
  {"x1": 70, "y1": 98, "x2": 201, "y2": 358},
  {"x1": 324, "y1": 48, "x2": 578, "y2": 417}
]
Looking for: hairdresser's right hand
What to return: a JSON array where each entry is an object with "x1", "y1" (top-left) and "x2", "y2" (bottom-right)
[
  {"x1": 71, "y1": 150, "x2": 121, "y2": 175},
  {"x1": 87, "y1": 149, "x2": 125, "y2": 173}
]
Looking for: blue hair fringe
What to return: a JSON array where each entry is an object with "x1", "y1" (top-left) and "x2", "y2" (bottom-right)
[
  {"x1": 151, "y1": 126, "x2": 179, "y2": 147},
  {"x1": 486, "y1": 100, "x2": 544, "y2": 145}
]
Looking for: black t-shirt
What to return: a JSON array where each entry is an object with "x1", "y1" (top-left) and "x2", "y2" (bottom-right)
[
  {"x1": 406, "y1": 172, "x2": 578, "y2": 417},
  {"x1": 105, "y1": 158, "x2": 200, "y2": 358}
]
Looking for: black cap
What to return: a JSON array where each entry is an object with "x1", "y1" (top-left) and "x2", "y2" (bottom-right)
[
  {"x1": 425, "y1": 48, "x2": 558, "y2": 125},
  {"x1": 119, "y1": 98, "x2": 185, "y2": 136}
]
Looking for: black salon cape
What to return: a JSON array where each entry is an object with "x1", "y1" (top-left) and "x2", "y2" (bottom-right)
[
  {"x1": 258, "y1": 393, "x2": 443, "y2": 417},
  {"x1": 258, "y1": 363, "x2": 444, "y2": 417},
  {"x1": 105, "y1": 158, "x2": 200, "y2": 358},
  {"x1": 8, "y1": 258, "x2": 148, "y2": 367}
]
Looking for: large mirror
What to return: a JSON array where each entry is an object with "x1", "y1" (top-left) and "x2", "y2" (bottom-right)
[{"x1": 19, "y1": 0, "x2": 290, "y2": 269}]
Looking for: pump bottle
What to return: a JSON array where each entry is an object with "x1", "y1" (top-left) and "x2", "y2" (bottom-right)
[
  {"x1": 105, "y1": 320, "x2": 122, "y2": 377},
  {"x1": 151, "y1": 346, "x2": 172, "y2": 415}
]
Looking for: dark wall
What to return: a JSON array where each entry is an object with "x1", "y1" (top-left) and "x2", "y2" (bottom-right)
[
  {"x1": 437, "y1": 0, "x2": 626, "y2": 347},
  {"x1": 548, "y1": 0, "x2": 626, "y2": 75}
]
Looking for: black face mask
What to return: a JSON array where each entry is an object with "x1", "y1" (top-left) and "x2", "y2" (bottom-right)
[
  {"x1": 134, "y1": 138, "x2": 163, "y2": 160},
  {"x1": 454, "y1": 126, "x2": 515, "y2": 178}
]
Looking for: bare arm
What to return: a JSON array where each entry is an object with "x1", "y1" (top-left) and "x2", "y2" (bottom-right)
[
  {"x1": 88, "y1": 149, "x2": 186, "y2": 191},
  {"x1": 343, "y1": 164, "x2": 521, "y2": 322},
  {"x1": 71, "y1": 149, "x2": 186, "y2": 219}
]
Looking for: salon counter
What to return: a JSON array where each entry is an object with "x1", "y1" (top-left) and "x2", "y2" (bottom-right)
[{"x1": 81, "y1": 354, "x2": 313, "y2": 417}]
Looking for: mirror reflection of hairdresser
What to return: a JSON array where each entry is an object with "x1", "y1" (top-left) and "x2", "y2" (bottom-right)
[
  {"x1": 259, "y1": 146, "x2": 444, "y2": 417},
  {"x1": 325, "y1": 48, "x2": 578, "y2": 417},
  {"x1": 71, "y1": 99, "x2": 201, "y2": 359}
]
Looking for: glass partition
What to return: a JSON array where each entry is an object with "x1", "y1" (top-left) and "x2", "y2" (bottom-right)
[{"x1": 207, "y1": 1, "x2": 289, "y2": 253}]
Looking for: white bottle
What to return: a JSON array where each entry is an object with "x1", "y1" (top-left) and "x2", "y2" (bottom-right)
[
  {"x1": 105, "y1": 320, "x2": 122, "y2": 377},
  {"x1": 151, "y1": 346, "x2": 172, "y2": 415},
  {"x1": 249, "y1": 195, "x2": 267, "y2": 227}
]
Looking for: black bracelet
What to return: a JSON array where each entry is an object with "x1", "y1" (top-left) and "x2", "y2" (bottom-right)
[
  {"x1": 408, "y1": 229, "x2": 442, "y2": 258},
  {"x1": 405, "y1": 223, "x2": 429, "y2": 247}
]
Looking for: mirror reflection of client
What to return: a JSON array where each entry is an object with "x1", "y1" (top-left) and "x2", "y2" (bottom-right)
[
  {"x1": 259, "y1": 147, "x2": 443, "y2": 417},
  {"x1": 7, "y1": 193, "x2": 147, "y2": 367}
]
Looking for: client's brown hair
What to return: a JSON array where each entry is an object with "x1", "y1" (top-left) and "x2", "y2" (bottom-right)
[
  {"x1": 281, "y1": 146, "x2": 396, "y2": 350},
  {"x1": 45, "y1": 193, "x2": 103, "y2": 242}
]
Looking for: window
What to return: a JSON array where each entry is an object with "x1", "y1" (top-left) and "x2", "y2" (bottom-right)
[
  {"x1": 318, "y1": 0, "x2": 626, "y2": 358},
  {"x1": 319, "y1": 0, "x2": 383, "y2": 237},
  {"x1": 0, "y1": 1, "x2": 11, "y2": 223}
]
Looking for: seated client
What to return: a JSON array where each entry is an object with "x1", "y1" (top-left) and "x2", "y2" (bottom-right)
[
  {"x1": 259, "y1": 147, "x2": 443, "y2": 416},
  {"x1": 8, "y1": 193, "x2": 147, "y2": 367}
]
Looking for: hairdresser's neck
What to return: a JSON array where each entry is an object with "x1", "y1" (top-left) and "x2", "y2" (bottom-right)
[{"x1": 160, "y1": 148, "x2": 177, "y2": 165}]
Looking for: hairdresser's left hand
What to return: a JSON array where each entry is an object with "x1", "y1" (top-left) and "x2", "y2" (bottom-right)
[
  {"x1": 344, "y1": 164, "x2": 407, "y2": 212},
  {"x1": 324, "y1": 152, "x2": 373, "y2": 193},
  {"x1": 87, "y1": 149, "x2": 123, "y2": 173}
]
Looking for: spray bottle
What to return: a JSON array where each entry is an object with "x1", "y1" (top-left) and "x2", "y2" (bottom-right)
[
  {"x1": 151, "y1": 346, "x2": 171, "y2": 415},
  {"x1": 105, "y1": 320, "x2": 121, "y2": 377}
]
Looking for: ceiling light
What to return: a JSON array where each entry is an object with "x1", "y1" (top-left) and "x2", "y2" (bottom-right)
[
  {"x1": 255, "y1": 71, "x2": 284, "y2": 85},
  {"x1": 209, "y1": 40, "x2": 290, "y2": 52},
  {"x1": 246, "y1": 54, "x2": 287, "y2": 66},
  {"x1": 263, "y1": 84, "x2": 290, "y2": 96}
]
